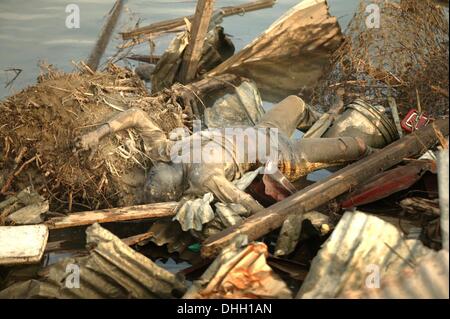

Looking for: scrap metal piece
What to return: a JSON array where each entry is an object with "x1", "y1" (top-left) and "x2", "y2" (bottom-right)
[
  {"x1": 199, "y1": 202, "x2": 250, "y2": 240},
  {"x1": 0, "y1": 225, "x2": 48, "y2": 265},
  {"x1": 388, "y1": 97, "x2": 404, "y2": 138},
  {"x1": 214, "y1": 203, "x2": 248, "y2": 228},
  {"x1": 340, "y1": 160, "x2": 434, "y2": 209},
  {"x1": 151, "y1": 32, "x2": 190, "y2": 92},
  {"x1": 274, "y1": 213, "x2": 303, "y2": 257},
  {"x1": 297, "y1": 211, "x2": 433, "y2": 299},
  {"x1": 340, "y1": 250, "x2": 449, "y2": 299},
  {"x1": 209, "y1": 0, "x2": 344, "y2": 102},
  {"x1": 184, "y1": 236, "x2": 292, "y2": 299},
  {"x1": 0, "y1": 224, "x2": 186, "y2": 298},
  {"x1": 151, "y1": 21, "x2": 234, "y2": 92}
]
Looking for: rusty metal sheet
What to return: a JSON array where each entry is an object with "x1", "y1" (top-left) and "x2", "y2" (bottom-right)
[{"x1": 340, "y1": 160, "x2": 434, "y2": 209}]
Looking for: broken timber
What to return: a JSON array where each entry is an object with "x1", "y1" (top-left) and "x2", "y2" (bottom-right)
[
  {"x1": 127, "y1": 54, "x2": 161, "y2": 64},
  {"x1": 120, "y1": 0, "x2": 276, "y2": 40},
  {"x1": 201, "y1": 118, "x2": 450, "y2": 258},
  {"x1": 178, "y1": 0, "x2": 216, "y2": 83},
  {"x1": 45, "y1": 202, "x2": 178, "y2": 230},
  {"x1": 86, "y1": 0, "x2": 125, "y2": 71}
]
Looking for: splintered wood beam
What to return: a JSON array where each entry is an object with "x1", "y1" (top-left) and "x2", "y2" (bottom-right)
[
  {"x1": 86, "y1": 0, "x2": 125, "y2": 71},
  {"x1": 178, "y1": 0, "x2": 216, "y2": 84},
  {"x1": 201, "y1": 118, "x2": 450, "y2": 258},
  {"x1": 121, "y1": 231, "x2": 155, "y2": 246},
  {"x1": 45, "y1": 202, "x2": 178, "y2": 230}
]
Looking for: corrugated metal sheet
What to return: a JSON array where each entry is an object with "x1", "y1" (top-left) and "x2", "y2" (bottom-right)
[
  {"x1": 0, "y1": 223, "x2": 186, "y2": 299},
  {"x1": 297, "y1": 211, "x2": 433, "y2": 299},
  {"x1": 340, "y1": 250, "x2": 449, "y2": 299}
]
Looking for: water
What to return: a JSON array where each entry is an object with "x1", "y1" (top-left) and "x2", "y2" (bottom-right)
[{"x1": 0, "y1": 0, "x2": 360, "y2": 99}]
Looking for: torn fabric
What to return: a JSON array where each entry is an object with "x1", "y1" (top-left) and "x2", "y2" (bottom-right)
[
  {"x1": 184, "y1": 236, "x2": 292, "y2": 299},
  {"x1": 204, "y1": 80, "x2": 265, "y2": 128},
  {"x1": 173, "y1": 193, "x2": 215, "y2": 232}
]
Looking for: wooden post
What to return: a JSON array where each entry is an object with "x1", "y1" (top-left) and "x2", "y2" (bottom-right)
[
  {"x1": 178, "y1": 0, "x2": 216, "y2": 84},
  {"x1": 86, "y1": 0, "x2": 125, "y2": 71},
  {"x1": 201, "y1": 118, "x2": 450, "y2": 258}
]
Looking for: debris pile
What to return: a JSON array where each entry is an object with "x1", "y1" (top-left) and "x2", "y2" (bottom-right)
[
  {"x1": 0, "y1": 64, "x2": 184, "y2": 211},
  {"x1": 312, "y1": 0, "x2": 449, "y2": 117},
  {"x1": 0, "y1": 0, "x2": 448, "y2": 299}
]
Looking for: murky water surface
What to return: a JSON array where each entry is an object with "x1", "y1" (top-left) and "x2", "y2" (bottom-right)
[{"x1": 0, "y1": 0, "x2": 360, "y2": 98}]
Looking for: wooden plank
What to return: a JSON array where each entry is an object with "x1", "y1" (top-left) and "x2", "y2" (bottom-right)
[
  {"x1": 45, "y1": 202, "x2": 178, "y2": 230},
  {"x1": 86, "y1": 0, "x2": 125, "y2": 71},
  {"x1": 120, "y1": 0, "x2": 276, "y2": 40},
  {"x1": 201, "y1": 118, "x2": 449, "y2": 258},
  {"x1": 178, "y1": 0, "x2": 216, "y2": 83},
  {"x1": 0, "y1": 225, "x2": 48, "y2": 265},
  {"x1": 127, "y1": 54, "x2": 161, "y2": 64},
  {"x1": 121, "y1": 232, "x2": 154, "y2": 246}
]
